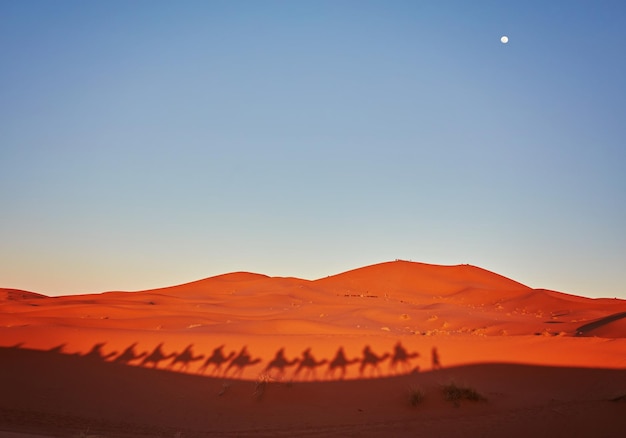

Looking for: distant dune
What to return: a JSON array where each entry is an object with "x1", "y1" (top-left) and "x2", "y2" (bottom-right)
[
  {"x1": 1, "y1": 260, "x2": 625, "y2": 437},
  {"x1": 0, "y1": 288, "x2": 47, "y2": 301}
]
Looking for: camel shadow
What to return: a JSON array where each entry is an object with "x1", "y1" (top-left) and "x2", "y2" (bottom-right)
[
  {"x1": 294, "y1": 348, "x2": 327, "y2": 381},
  {"x1": 326, "y1": 347, "x2": 359, "y2": 380},
  {"x1": 264, "y1": 348, "x2": 299, "y2": 380},
  {"x1": 168, "y1": 344, "x2": 204, "y2": 372},
  {"x1": 140, "y1": 343, "x2": 177, "y2": 369},
  {"x1": 389, "y1": 341, "x2": 420, "y2": 374},
  {"x1": 224, "y1": 346, "x2": 262, "y2": 379},
  {"x1": 83, "y1": 343, "x2": 117, "y2": 361},
  {"x1": 17, "y1": 340, "x2": 436, "y2": 382},
  {"x1": 198, "y1": 345, "x2": 236, "y2": 376},
  {"x1": 359, "y1": 345, "x2": 389, "y2": 377},
  {"x1": 114, "y1": 342, "x2": 147, "y2": 365}
]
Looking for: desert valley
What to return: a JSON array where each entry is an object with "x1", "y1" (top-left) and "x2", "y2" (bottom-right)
[{"x1": 1, "y1": 260, "x2": 625, "y2": 437}]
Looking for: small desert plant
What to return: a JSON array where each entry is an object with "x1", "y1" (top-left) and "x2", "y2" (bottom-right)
[
  {"x1": 217, "y1": 381, "x2": 231, "y2": 396},
  {"x1": 408, "y1": 386, "x2": 425, "y2": 407},
  {"x1": 253, "y1": 373, "x2": 273, "y2": 401},
  {"x1": 442, "y1": 382, "x2": 486, "y2": 407}
]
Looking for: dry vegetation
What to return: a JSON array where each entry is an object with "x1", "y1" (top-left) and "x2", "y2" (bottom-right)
[
  {"x1": 408, "y1": 386, "x2": 425, "y2": 406},
  {"x1": 442, "y1": 382, "x2": 486, "y2": 407}
]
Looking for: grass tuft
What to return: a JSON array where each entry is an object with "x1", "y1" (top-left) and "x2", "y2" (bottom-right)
[
  {"x1": 217, "y1": 381, "x2": 230, "y2": 396},
  {"x1": 408, "y1": 386, "x2": 425, "y2": 407},
  {"x1": 442, "y1": 382, "x2": 486, "y2": 407},
  {"x1": 253, "y1": 373, "x2": 273, "y2": 401}
]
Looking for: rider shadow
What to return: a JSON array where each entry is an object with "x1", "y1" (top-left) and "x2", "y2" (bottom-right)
[
  {"x1": 140, "y1": 343, "x2": 177, "y2": 369},
  {"x1": 113, "y1": 342, "x2": 147, "y2": 365},
  {"x1": 389, "y1": 341, "x2": 420, "y2": 374},
  {"x1": 264, "y1": 347, "x2": 299, "y2": 380},
  {"x1": 325, "y1": 347, "x2": 359, "y2": 380},
  {"x1": 293, "y1": 348, "x2": 327, "y2": 381},
  {"x1": 224, "y1": 346, "x2": 262, "y2": 379},
  {"x1": 198, "y1": 345, "x2": 236, "y2": 376},
  {"x1": 359, "y1": 345, "x2": 390, "y2": 378},
  {"x1": 168, "y1": 344, "x2": 204, "y2": 372},
  {"x1": 83, "y1": 342, "x2": 117, "y2": 361}
]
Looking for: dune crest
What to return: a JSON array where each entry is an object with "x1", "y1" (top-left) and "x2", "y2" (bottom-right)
[
  {"x1": 0, "y1": 288, "x2": 47, "y2": 301},
  {"x1": 2, "y1": 260, "x2": 625, "y2": 339}
]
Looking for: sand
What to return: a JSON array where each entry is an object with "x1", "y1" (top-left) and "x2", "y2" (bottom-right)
[{"x1": 1, "y1": 260, "x2": 625, "y2": 437}]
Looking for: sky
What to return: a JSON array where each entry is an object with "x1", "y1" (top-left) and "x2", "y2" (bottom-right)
[{"x1": 1, "y1": 0, "x2": 625, "y2": 298}]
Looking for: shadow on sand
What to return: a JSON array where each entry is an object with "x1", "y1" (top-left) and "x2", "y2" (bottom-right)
[
  {"x1": 1, "y1": 344, "x2": 625, "y2": 438},
  {"x1": 33, "y1": 340, "x2": 430, "y2": 382}
]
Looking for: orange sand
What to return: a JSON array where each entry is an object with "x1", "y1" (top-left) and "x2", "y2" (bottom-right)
[{"x1": 1, "y1": 261, "x2": 625, "y2": 437}]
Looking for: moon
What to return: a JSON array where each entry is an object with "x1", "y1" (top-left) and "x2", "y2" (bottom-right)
[{"x1": 500, "y1": 35, "x2": 509, "y2": 44}]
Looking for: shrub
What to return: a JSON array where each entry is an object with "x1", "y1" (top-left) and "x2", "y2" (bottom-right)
[
  {"x1": 408, "y1": 386, "x2": 425, "y2": 407},
  {"x1": 442, "y1": 382, "x2": 486, "y2": 407},
  {"x1": 253, "y1": 373, "x2": 273, "y2": 401}
]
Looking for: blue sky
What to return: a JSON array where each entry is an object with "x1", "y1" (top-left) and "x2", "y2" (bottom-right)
[{"x1": 2, "y1": 0, "x2": 625, "y2": 298}]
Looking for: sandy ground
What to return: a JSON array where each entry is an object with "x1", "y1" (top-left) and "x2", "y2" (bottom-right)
[{"x1": 1, "y1": 261, "x2": 625, "y2": 437}]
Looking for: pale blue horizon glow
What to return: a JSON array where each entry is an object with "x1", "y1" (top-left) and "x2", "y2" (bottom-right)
[{"x1": 2, "y1": 1, "x2": 625, "y2": 298}]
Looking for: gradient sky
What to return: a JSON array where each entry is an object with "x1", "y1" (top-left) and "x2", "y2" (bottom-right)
[{"x1": 2, "y1": 0, "x2": 625, "y2": 298}]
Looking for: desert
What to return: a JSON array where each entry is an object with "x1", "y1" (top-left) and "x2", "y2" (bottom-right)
[{"x1": 1, "y1": 260, "x2": 625, "y2": 437}]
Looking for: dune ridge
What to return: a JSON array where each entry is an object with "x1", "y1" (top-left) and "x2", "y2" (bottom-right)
[{"x1": 2, "y1": 260, "x2": 624, "y2": 339}]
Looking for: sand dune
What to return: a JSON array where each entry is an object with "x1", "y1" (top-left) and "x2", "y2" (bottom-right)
[
  {"x1": 1, "y1": 260, "x2": 625, "y2": 437},
  {"x1": 0, "y1": 288, "x2": 47, "y2": 301},
  {"x1": 576, "y1": 311, "x2": 626, "y2": 337}
]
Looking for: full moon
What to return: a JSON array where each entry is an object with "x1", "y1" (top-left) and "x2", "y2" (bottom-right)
[{"x1": 500, "y1": 35, "x2": 509, "y2": 44}]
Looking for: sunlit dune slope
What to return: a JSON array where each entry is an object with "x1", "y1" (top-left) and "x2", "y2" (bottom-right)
[
  {"x1": 2, "y1": 260, "x2": 625, "y2": 341},
  {"x1": 313, "y1": 260, "x2": 531, "y2": 297},
  {"x1": 0, "y1": 288, "x2": 47, "y2": 301}
]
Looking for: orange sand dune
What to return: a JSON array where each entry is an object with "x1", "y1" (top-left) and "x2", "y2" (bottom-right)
[
  {"x1": 0, "y1": 288, "x2": 47, "y2": 301},
  {"x1": 1, "y1": 260, "x2": 625, "y2": 437}
]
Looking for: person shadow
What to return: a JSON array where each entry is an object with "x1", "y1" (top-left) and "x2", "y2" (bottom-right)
[
  {"x1": 325, "y1": 347, "x2": 360, "y2": 380},
  {"x1": 168, "y1": 344, "x2": 204, "y2": 372},
  {"x1": 264, "y1": 348, "x2": 299, "y2": 380},
  {"x1": 224, "y1": 346, "x2": 262, "y2": 379},
  {"x1": 198, "y1": 345, "x2": 236, "y2": 375},
  {"x1": 389, "y1": 341, "x2": 420, "y2": 374},
  {"x1": 431, "y1": 347, "x2": 442, "y2": 370},
  {"x1": 83, "y1": 343, "x2": 117, "y2": 361},
  {"x1": 359, "y1": 345, "x2": 390, "y2": 377},
  {"x1": 140, "y1": 343, "x2": 177, "y2": 369},
  {"x1": 293, "y1": 348, "x2": 327, "y2": 381},
  {"x1": 113, "y1": 342, "x2": 147, "y2": 365}
]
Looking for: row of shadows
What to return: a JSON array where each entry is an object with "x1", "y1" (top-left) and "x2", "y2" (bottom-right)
[{"x1": 50, "y1": 342, "x2": 443, "y2": 380}]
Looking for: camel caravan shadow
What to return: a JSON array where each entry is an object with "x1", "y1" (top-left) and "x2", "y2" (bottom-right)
[
  {"x1": 7, "y1": 340, "x2": 440, "y2": 382},
  {"x1": 2, "y1": 343, "x2": 624, "y2": 438}
]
